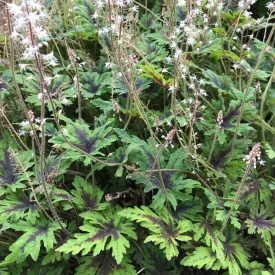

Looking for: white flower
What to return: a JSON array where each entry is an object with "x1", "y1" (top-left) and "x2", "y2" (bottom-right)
[
  {"x1": 14, "y1": 17, "x2": 27, "y2": 31},
  {"x1": 218, "y1": 3, "x2": 223, "y2": 10},
  {"x1": 11, "y1": 31, "x2": 21, "y2": 40},
  {"x1": 21, "y1": 120, "x2": 30, "y2": 127},
  {"x1": 166, "y1": 121, "x2": 173, "y2": 127},
  {"x1": 193, "y1": 8, "x2": 200, "y2": 15},
  {"x1": 95, "y1": 0, "x2": 104, "y2": 9},
  {"x1": 174, "y1": 49, "x2": 182, "y2": 59},
  {"x1": 37, "y1": 93, "x2": 43, "y2": 101},
  {"x1": 244, "y1": 22, "x2": 251, "y2": 29},
  {"x1": 26, "y1": 0, "x2": 43, "y2": 10},
  {"x1": 240, "y1": 59, "x2": 246, "y2": 65},
  {"x1": 8, "y1": 4, "x2": 22, "y2": 16},
  {"x1": 19, "y1": 64, "x2": 29, "y2": 72},
  {"x1": 198, "y1": 78, "x2": 205, "y2": 85},
  {"x1": 266, "y1": 2, "x2": 275, "y2": 11},
  {"x1": 105, "y1": 62, "x2": 115, "y2": 69},
  {"x1": 21, "y1": 37, "x2": 31, "y2": 46},
  {"x1": 199, "y1": 89, "x2": 207, "y2": 96},
  {"x1": 175, "y1": 27, "x2": 181, "y2": 34},
  {"x1": 61, "y1": 98, "x2": 70, "y2": 105},
  {"x1": 35, "y1": 118, "x2": 41, "y2": 124},
  {"x1": 181, "y1": 73, "x2": 187, "y2": 80},
  {"x1": 34, "y1": 26, "x2": 49, "y2": 41},
  {"x1": 166, "y1": 56, "x2": 173, "y2": 64},
  {"x1": 115, "y1": 0, "x2": 125, "y2": 7},
  {"x1": 170, "y1": 41, "x2": 177, "y2": 49},
  {"x1": 259, "y1": 159, "x2": 266, "y2": 166},
  {"x1": 92, "y1": 12, "x2": 99, "y2": 19},
  {"x1": 191, "y1": 74, "x2": 197, "y2": 80},
  {"x1": 177, "y1": 0, "x2": 186, "y2": 6},
  {"x1": 44, "y1": 76, "x2": 53, "y2": 85},
  {"x1": 187, "y1": 37, "x2": 195, "y2": 46},
  {"x1": 19, "y1": 129, "x2": 26, "y2": 136},
  {"x1": 130, "y1": 5, "x2": 139, "y2": 12},
  {"x1": 39, "y1": 10, "x2": 48, "y2": 20},
  {"x1": 27, "y1": 12, "x2": 41, "y2": 25},
  {"x1": 179, "y1": 21, "x2": 185, "y2": 28},
  {"x1": 168, "y1": 84, "x2": 178, "y2": 93},
  {"x1": 22, "y1": 45, "x2": 39, "y2": 60},
  {"x1": 243, "y1": 11, "x2": 252, "y2": 19},
  {"x1": 188, "y1": 83, "x2": 195, "y2": 89},
  {"x1": 102, "y1": 27, "x2": 109, "y2": 33},
  {"x1": 180, "y1": 64, "x2": 188, "y2": 74},
  {"x1": 43, "y1": 52, "x2": 58, "y2": 66},
  {"x1": 116, "y1": 15, "x2": 124, "y2": 23}
]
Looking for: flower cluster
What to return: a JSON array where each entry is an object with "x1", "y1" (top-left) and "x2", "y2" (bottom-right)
[
  {"x1": 154, "y1": 117, "x2": 162, "y2": 133},
  {"x1": 238, "y1": 0, "x2": 257, "y2": 11},
  {"x1": 243, "y1": 143, "x2": 265, "y2": 168},
  {"x1": 8, "y1": 0, "x2": 58, "y2": 67},
  {"x1": 162, "y1": 129, "x2": 176, "y2": 148},
  {"x1": 19, "y1": 111, "x2": 41, "y2": 136},
  {"x1": 217, "y1": 110, "x2": 223, "y2": 127},
  {"x1": 105, "y1": 190, "x2": 128, "y2": 202},
  {"x1": 266, "y1": 1, "x2": 275, "y2": 11}
]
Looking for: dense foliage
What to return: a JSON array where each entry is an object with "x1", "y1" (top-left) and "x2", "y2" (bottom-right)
[{"x1": 0, "y1": 0, "x2": 275, "y2": 274}]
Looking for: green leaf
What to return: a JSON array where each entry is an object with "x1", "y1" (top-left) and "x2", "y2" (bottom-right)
[
  {"x1": 0, "y1": 194, "x2": 39, "y2": 224},
  {"x1": 49, "y1": 117, "x2": 117, "y2": 160},
  {"x1": 209, "y1": 49, "x2": 241, "y2": 62},
  {"x1": 198, "y1": 38, "x2": 222, "y2": 54},
  {"x1": 92, "y1": 98, "x2": 113, "y2": 111},
  {"x1": 42, "y1": 250, "x2": 63, "y2": 265},
  {"x1": 246, "y1": 215, "x2": 275, "y2": 244},
  {"x1": 138, "y1": 243, "x2": 179, "y2": 274},
  {"x1": 57, "y1": 207, "x2": 136, "y2": 264},
  {"x1": 3, "y1": 220, "x2": 60, "y2": 264},
  {"x1": 80, "y1": 71, "x2": 110, "y2": 98},
  {"x1": 218, "y1": 129, "x2": 226, "y2": 144},
  {"x1": 193, "y1": 221, "x2": 225, "y2": 262},
  {"x1": 75, "y1": 253, "x2": 136, "y2": 275},
  {"x1": 119, "y1": 206, "x2": 191, "y2": 260},
  {"x1": 63, "y1": 176, "x2": 108, "y2": 211},
  {"x1": 264, "y1": 143, "x2": 275, "y2": 159},
  {"x1": 181, "y1": 246, "x2": 221, "y2": 270},
  {"x1": 248, "y1": 261, "x2": 265, "y2": 275},
  {"x1": 203, "y1": 69, "x2": 235, "y2": 91},
  {"x1": 224, "y1": 242, "x2": 250, "y2": 271},
  {"x1": 138, "y1": 64, "x2": 173, "y2": 89}
]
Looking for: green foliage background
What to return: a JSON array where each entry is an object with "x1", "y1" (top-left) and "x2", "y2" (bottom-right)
[{"x1": 0, "y1": 0, "x2": 275, "y2": 274}]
